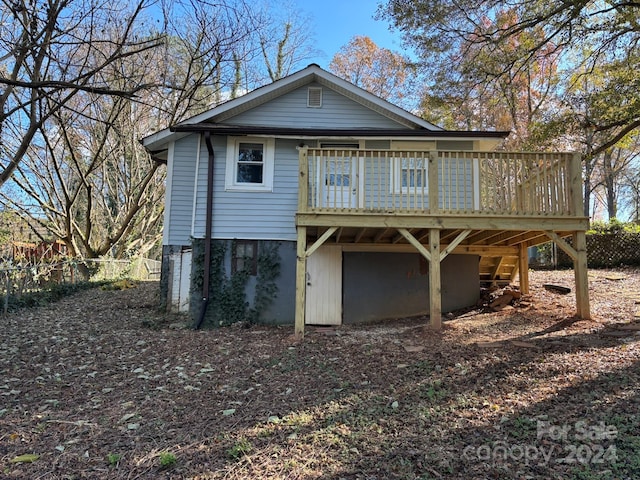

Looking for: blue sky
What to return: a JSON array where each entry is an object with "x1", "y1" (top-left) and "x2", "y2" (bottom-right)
[{"x1": 293, "y1": 0, "x2": 410, "y2": 68}]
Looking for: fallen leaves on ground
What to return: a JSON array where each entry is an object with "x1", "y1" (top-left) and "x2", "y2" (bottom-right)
[{"x1": 1, "y1": 268, "x2": 639, "y2": 479}]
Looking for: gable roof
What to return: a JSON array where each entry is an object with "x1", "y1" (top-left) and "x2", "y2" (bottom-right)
[{"x1": 142, "y1": 64, "x2": 509, "y2": 152}]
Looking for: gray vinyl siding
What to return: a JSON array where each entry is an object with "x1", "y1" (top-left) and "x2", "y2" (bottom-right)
[
  {"x1": 191, "y1": 136, "x2": 299, "y2": 241},
  {"x1": 224, "y1": 83, "x2": 406, "y2": 129},
  {"x1": 166, "y1": 136, "x2": 198, "y2": 246}
]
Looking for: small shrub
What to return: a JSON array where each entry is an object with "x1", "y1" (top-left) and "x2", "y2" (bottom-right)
[
  {"x1": 107, "y1": 453, "x2": 121, "y2": 466},
  {"x1": 588, "y1": 218, "x2": 640, "y2": 234},
  {"x1": 158, "y1": 451, "x2": 176, "y2": 468},
  {"x1": 227, "y1": 438, "x2": 252, "y2": 461}
]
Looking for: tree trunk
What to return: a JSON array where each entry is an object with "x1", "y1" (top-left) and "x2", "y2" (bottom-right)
[{"x1": 603, "y1": 150, "x2": 617, "y2": 220}]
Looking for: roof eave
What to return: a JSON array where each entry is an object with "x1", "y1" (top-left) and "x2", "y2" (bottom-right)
[{"x1": 169, "y1": 123, "x2": 510, "y2": 139}]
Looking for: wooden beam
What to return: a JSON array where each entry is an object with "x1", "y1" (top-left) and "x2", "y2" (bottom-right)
[
  {"x1": 335, "y1": 227, "x2": 343, "y2": 243},
  {"x1": 306, "y1": 226, "x2": 338, "y2": 258},
  {"x1": 491, "y1": 256, "x2": 505, "y2": 281},
  {"x1": 465, "y1": 230, "x2": 505, "y2": 244},
  {"x1": 467, "y1": 230, "x2": 507, "y2": 245},
  {"x1": 340, "y1": 243, "x2": 519, "y2": 256},
  {"x1": 573, "y1": 231, "x2": 591, "y2": 319},
  {"x1": 428, "y1": 228, "x2": 442, "y2": 330},
  {"x1": 354, "y1": 228, "x2": 366, "y2": 243},
  {"x1": 452, "y1": 245, "x2": 519, "y2": 256},
  {"x1": 440, "y1": 229, "x2": 462, "y2": 242},
  {"x1": 569, "y1": 153, "x2": 584, "y2": 216},
  {"x1": 373, "y1": 228, "x2": 387, "y2": 243},
  {"x1": 482, "y1": 230, "x2": 530, "y2": 246},
  {"x1": 544, "y1": 230, "x2": 578, "y2": 261},
  {"x1": 392, "y1": 228, "x2": 414, "y2": 244},
  {"x1": 428, "y1": 152, "x2": 439, "y2": 214},
  {"x1": 518, "y1": 243, "x2": 530, "y2": 294},
  {"x1": 440, "y1": 229, "x2": 471, "y2": 261},
  {"x1": 294, "y1": 226, "x2": 307, "y2": 337},
  {"x1": 396, "y1": 228, "x2": 432, "y2": 262},
  {"x1": 298, "y1": 147, "x2": 309, "y2": 213},
  {"x1": 510, "y1": 261, "x2": 519, "y2": 282},
  {"x1": 496, "y1": 231, "x2": 550, "y2": 247},
  {"x1": 523, "y1": 231, "x2": 571, "y2": 249},
  {"x1": 296, "y1": 212, "x2": 589, "y2": 231}
]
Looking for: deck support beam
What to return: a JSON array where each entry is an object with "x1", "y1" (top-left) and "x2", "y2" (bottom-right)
[
  {"x1": 573, "y1": 231, "x2": 591, "y2": 319},
  {"x1": 544, "y1": 230, "x2": 590, "y2": 319},
  {"x1": 440, "y1": 229, "x2": 471, "y2": 261},
  {"x1": 428, "y1": 229, "x2": 442, "y2": 330},
  {"x1": 306, "y1": 226, "x2": 337, "y2": 257},
  {"x1": 396, "y1": 227, "x2": 442, "y2": 329},
  {"x1": 518, "y1": 244, "x2": 529, "y2": 294},
  {"x1": 295, "y1": 226, "x2": 307, "y2": 337},
  {"x1": 490, "y1": 256, "x2": 505, "y2": 283},
  {"x1": 396, "y1": 228, "x2": 431, "y2": 262},
  {"x1": 544, "y1": 231, "x2": 577, "y2": 260},
  {"x1": 373, "y1": 228, "x2": 387, "y2": 243}
]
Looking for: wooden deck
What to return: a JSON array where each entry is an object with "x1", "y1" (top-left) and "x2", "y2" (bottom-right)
[{"x1": 294, "y1": 148, "x2": 591, "y2": 336}]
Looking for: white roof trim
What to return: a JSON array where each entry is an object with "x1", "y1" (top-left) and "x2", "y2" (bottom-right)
[{"x1": 142, "y1": 64, "x2": 442, "y2": 150}]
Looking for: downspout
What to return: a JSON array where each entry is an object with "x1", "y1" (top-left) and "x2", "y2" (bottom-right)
[{"x1": 195, "y1": 131, "x2": 215, "y2": 329}]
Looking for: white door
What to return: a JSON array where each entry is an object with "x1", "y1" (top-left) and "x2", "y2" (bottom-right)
[
  {"x1": 305, "y1": 245, "x2": 342, "y2": 325},
  {"x1": 320, "y1": 158, "x2": 357, "y2": 208}
]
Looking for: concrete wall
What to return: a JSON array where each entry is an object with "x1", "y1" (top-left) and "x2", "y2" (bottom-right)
[
  {"x1": 188, "y1": 239, "x2": 296, "y2": 326},
  {"x1": 343, "y1": 252, "x2": 479, "y2": 324}
]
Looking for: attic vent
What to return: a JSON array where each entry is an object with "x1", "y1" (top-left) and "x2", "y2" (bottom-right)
[{"x1": 308, "y1": 87, "x2": 322, "y2": 107}]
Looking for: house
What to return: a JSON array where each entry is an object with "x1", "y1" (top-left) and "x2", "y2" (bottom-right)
[{"x1": 142, "y1": 64, "x2": 590, "y2": 335}]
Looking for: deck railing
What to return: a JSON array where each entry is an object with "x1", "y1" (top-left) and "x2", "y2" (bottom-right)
[{"x1": 298, "y1": 148, "x2": 582, "y2": 217}]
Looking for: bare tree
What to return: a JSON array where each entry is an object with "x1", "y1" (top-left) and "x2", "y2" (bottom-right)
[
  {"x1": 257, "y1": 1, "x2": 319, "y2": 81},
  {"x1": 0, "y1": 0, "x2": 164, "y2": 186},
  {"x1": 0, "y1": 0, "x2": 265, "y2": 261},
  {"x1": 227, "y1": 0, "x2": 320, "y2": 93}
]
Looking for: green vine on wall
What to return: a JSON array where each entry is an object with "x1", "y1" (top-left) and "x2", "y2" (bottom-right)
[{"x1": 191, "y1": 239, "x2": 280, "y2": 327}]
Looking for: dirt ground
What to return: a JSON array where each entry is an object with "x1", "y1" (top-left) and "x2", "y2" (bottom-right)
[{"x1": 1, "y1": 268, "x2": 639, "y2": 479}]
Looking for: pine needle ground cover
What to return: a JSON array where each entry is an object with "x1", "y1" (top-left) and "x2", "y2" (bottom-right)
[{"x1": 1, "y1": 270, "x2": 639, "y2": 479}]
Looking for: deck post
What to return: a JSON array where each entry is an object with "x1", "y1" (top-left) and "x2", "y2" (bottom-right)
[
  {"x1": 428, "y1": 151, "x2": 439, "y2": 214},
  {"x1": 518, "y1": 243, "x2": 529, "y2": 294},
  {"x1": 295, "y1": 226, "x2": 307, "y2": 337},
  {"x1": 298, "y1": 146, "x2": 309, "y2": 213},
  {"x1": 569, "y1": 153, "x2": 583, "y2": 217},
  {"x1": 573, "y1": 231, "x2": 591, "y2": 319},
  {"x1": 429, "y1": 228, "x2": 442, "y2": 329}
]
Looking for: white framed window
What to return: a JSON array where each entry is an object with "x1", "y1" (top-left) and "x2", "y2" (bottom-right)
[
  {"x1": 393, "y1": 156, "x2": 428, "y2": 193},
  {"x1": 225, "y1": 136, "x2": 275, "y2": 192}
]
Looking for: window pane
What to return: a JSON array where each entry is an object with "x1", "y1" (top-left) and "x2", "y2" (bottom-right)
[
  {"x1": 402, "y1": 169, "x2": 424, "y2": 188},
  {"x1": 232, "y1": 240, "x2": 258, "y2": 275},
  {"x1": 327, "y1": 173, "x2": 350, "y2": 186},
  {"x1": 237, "y1": 164, "x2": 263, "y2": 183},
  {"x1": 238, "y1": 143, "x2": 263, "y2": 163}
]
